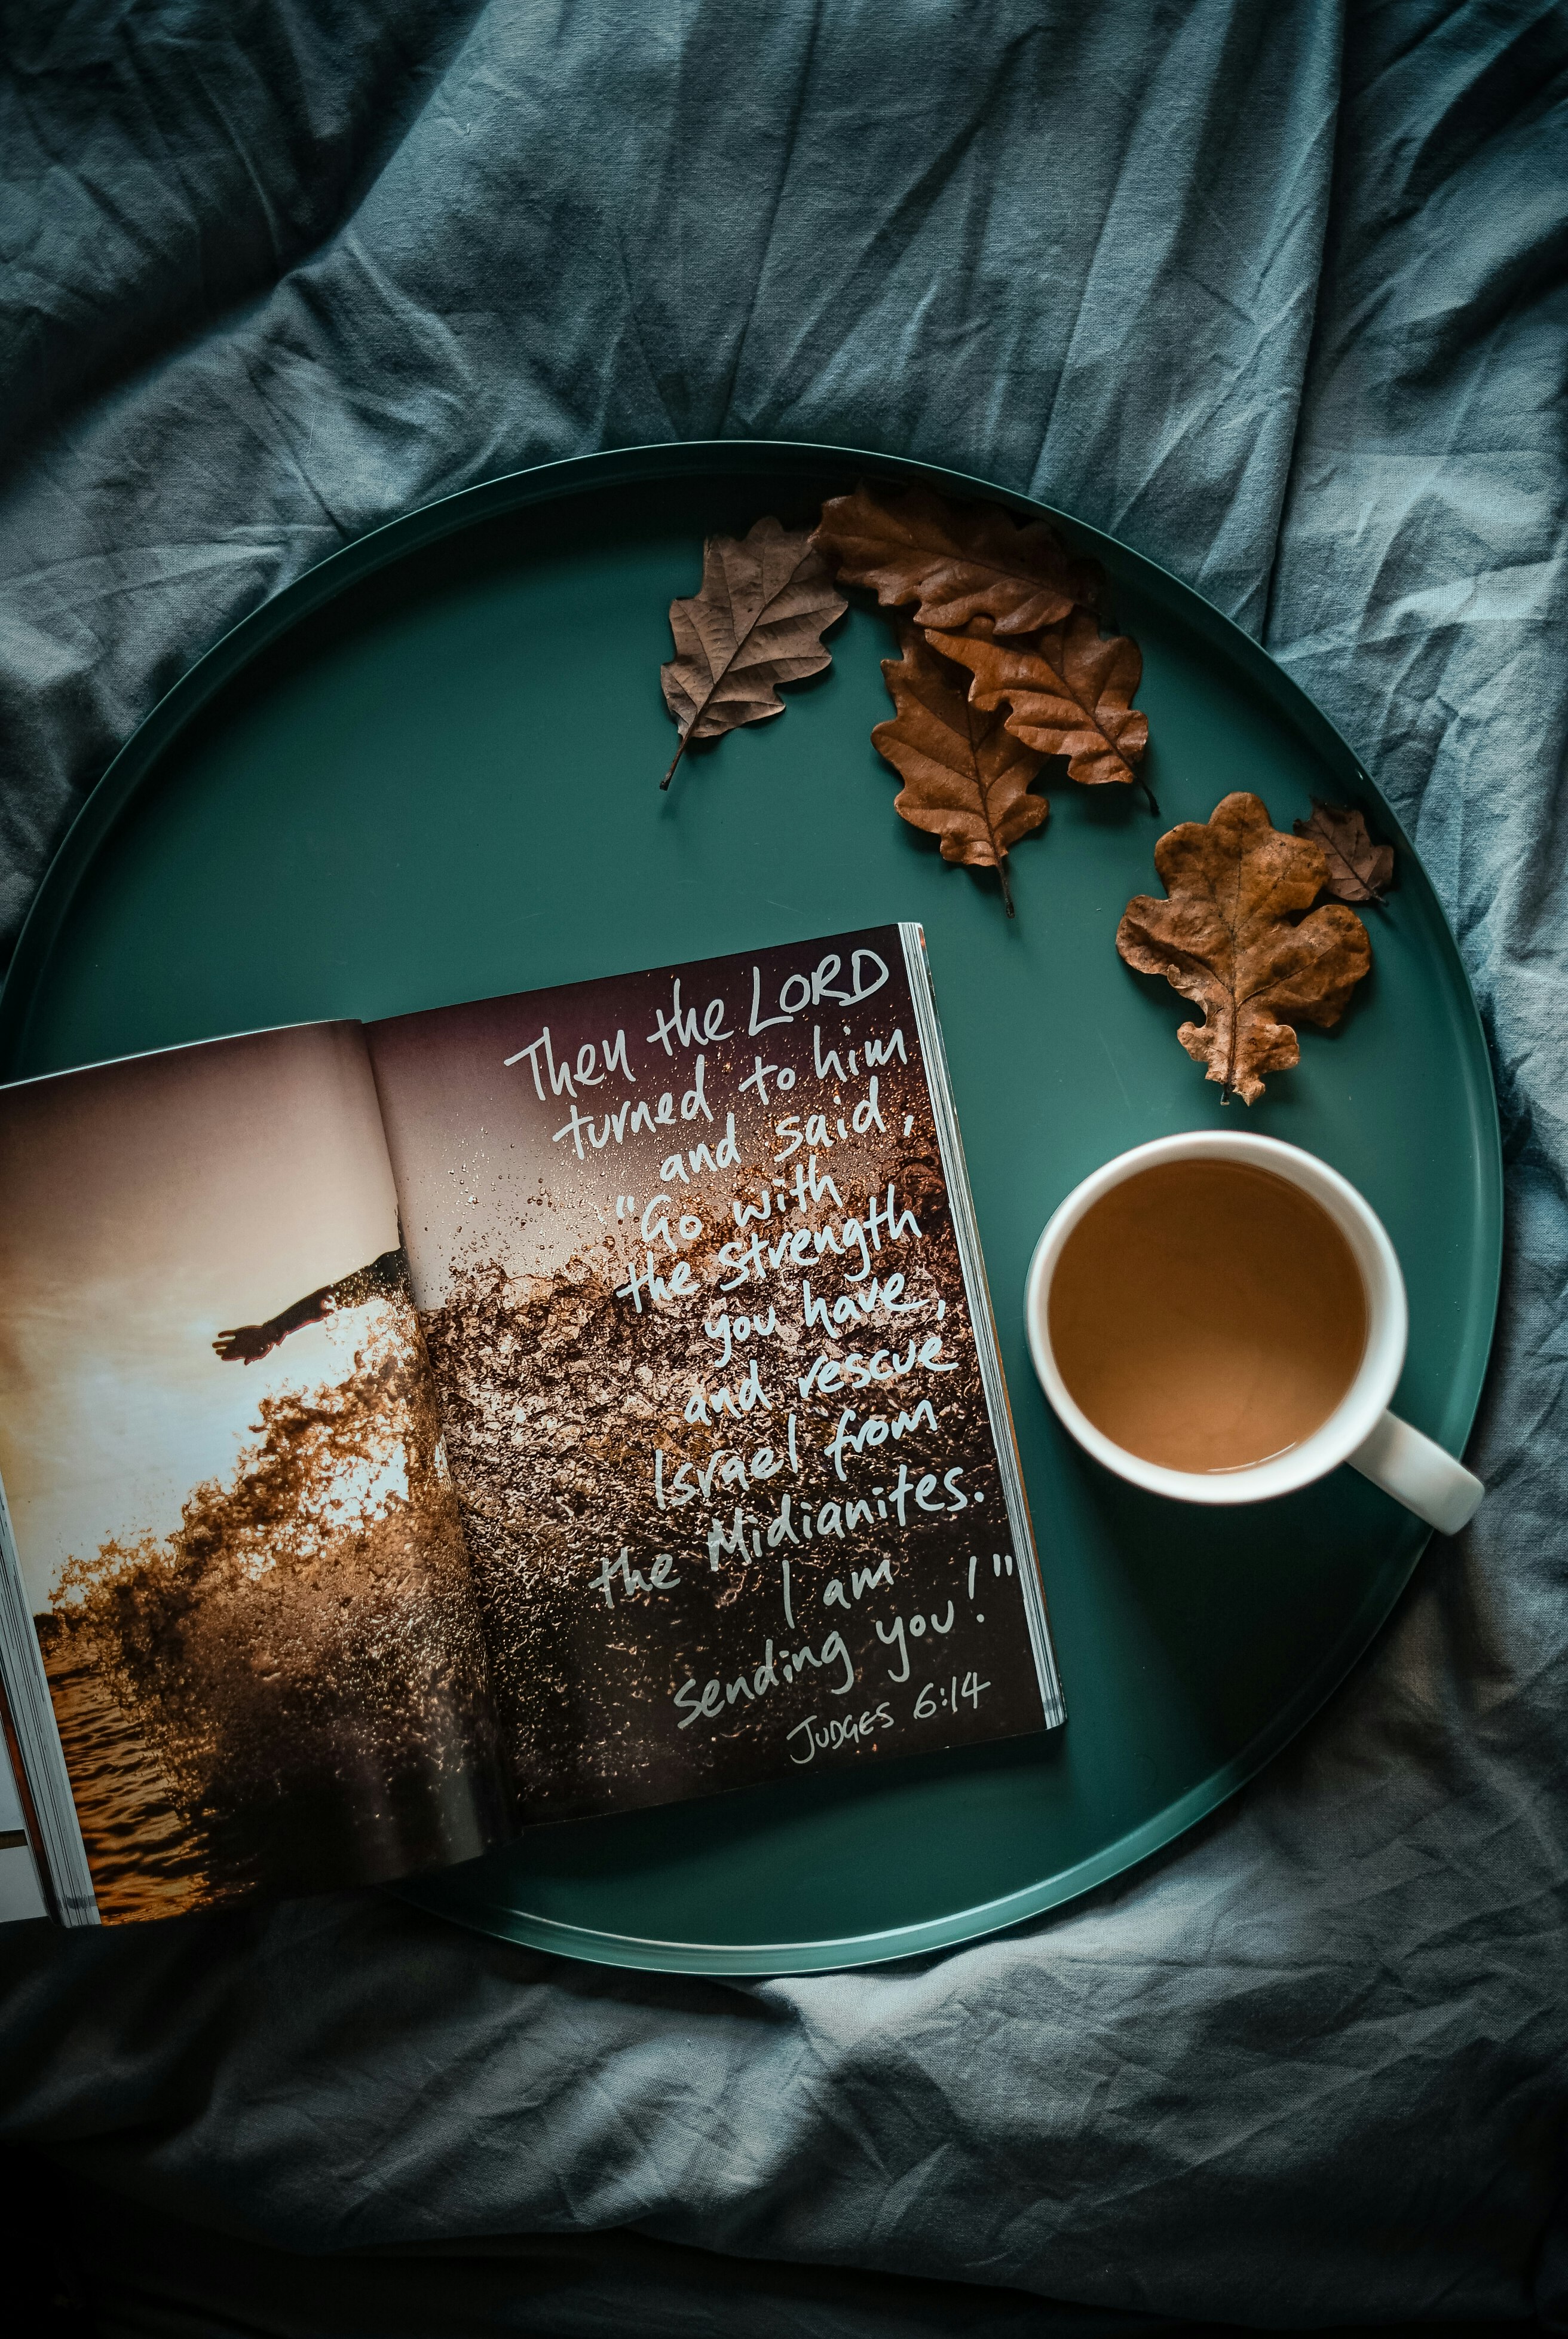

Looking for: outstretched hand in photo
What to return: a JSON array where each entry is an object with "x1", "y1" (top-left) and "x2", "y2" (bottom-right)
[{"x1": 213, "y1": 1249, "x2": 406, "y2": 1363}]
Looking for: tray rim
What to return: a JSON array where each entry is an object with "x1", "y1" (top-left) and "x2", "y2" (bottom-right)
[{"x1": 0, "y1": 438, "x2": 1505, "y2": 1973}]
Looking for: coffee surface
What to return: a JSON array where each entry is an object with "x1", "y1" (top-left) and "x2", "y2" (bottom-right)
[{"x1": 1048, "y1": 1160, "x2": 1368, "y2": 1473}]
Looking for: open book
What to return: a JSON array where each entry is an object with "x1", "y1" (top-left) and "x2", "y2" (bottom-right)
[{"x1": 0, "y1": 925, "x2": 1063, "y2": 1924}]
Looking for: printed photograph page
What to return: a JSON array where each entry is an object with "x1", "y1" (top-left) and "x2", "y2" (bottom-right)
[
  {"x1": 0, "y1": 1025, "x2": 508, "y2": 1922},
  {"x1": 367, "y1": 926, "x2": 1049, "y2": 1825}
]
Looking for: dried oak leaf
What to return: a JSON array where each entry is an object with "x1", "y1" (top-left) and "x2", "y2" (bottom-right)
[
  {"x1": 929, "y1": 614, "x2": 1151, "y2": 797},
  {"x1": 1293, "y1": 799, "x2": 1396, "y2": 904},
  {"x1": 660, "y1": 515, "x2": 847, "y2": 788},
  {"x1": 1116, "y1": 790, "x2": 1372, "y2": 1103},
  {"x1": 814, "y1": 479, "x2": 1102, "y2": 638},
  {"x1": 871, "y1": 626, "x2": 1048, "y2": 916}
]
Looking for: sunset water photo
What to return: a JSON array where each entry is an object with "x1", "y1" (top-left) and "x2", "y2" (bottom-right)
[{"x1": 0, "y1": 1023, "x2": 505, "y2": 1921}]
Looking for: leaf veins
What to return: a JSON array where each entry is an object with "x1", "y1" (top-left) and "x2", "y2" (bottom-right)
[
  {"x1": 871, "y1": 626, "x2": 1049, "y2": 916},
  {"x1": 1116, "y1": 791, "x2": 1373, "y2": 1103},
  {"x1": 929, "y1": 615, "x2": 1152, "y2": 803},
  {"x1": 1293, "y1": 799, "x2": 1396, "y2": 905},
  {"x1": 660, "y1": 516, "x2": 847, "y2": 788},
  {"x1": 814, "y1": 479, "x2": 1102, "y2": 638}
]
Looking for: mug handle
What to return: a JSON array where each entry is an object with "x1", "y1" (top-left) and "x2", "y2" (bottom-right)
[{"x1": 1349, "y1": 1412, "x2": 1484, "y2": 1534}]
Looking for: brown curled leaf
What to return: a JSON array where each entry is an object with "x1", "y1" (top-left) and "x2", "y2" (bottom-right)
[
  {"x1": 928, "y1": 614, "x2": 1150, "y2": 795},
  {"x1": 814, "y1": 479, "x2": 1102, "y2": 638},
  {"x1": 1293, "y1": 799, "x2": 1396, "y2": 904},
  {"x1": 660, "y1": 516, "x2": 846, "y2": 788},
  {"x1": 1116, "y1": 791, "x2": 1372, "y2": 1104},
  {"x1": 871, "y1": 626, "x2": 1048, "y2": 916}
]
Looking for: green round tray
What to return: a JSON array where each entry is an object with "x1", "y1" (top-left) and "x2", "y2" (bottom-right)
[{"x1": 0, "y1": 442, "x2": 1500, "y2": 1974}]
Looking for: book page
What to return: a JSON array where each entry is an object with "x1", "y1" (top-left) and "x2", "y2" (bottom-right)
[
  {"x1": 0, "y1": 1024, "x2": 507, "y2": 1921},
  {"x1": 368, "y1": 926, "x2": 1058, "y2": 1826}
]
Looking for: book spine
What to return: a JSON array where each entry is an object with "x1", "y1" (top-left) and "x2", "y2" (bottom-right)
[
  {"x1": 898, "y1": 923, "x2": 1065, "y2": 1729},
  {"x1": 0, "y1": 1470, "x2": 99, "y2": 1925}
]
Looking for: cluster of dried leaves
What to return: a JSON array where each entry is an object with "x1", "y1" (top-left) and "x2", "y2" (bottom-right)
[
  {"x1": 1116, "y1": 791, "x2": 1386, "y2": 1103},
  {"x1": 654, "y1": 487, "x2": 1395, "y2": 1102},
  {"x1": 820, "y1": 482, "x2": 1153, "y2": 913},
  {"x1": 658, "y1": 480, "x2": 1152, "y2": 913}
]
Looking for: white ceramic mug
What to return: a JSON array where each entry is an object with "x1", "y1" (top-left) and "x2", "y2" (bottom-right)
[{"x1": 1023, "y1": 1131, "x2": 1484, "y2": 1534}]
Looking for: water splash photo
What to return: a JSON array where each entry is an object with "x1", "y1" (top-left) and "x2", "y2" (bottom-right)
[
  {"x1": 0, "y1": 1022, "x2": 508, "y2": 1921},
  {"x1": 44, "y1": 1301, "x2": 503, "y2": 1919}
]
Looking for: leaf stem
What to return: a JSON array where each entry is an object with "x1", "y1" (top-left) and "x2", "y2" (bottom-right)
[
  {"x1": 998, "y1": 855, "x2": 1015, "y2": 918},
  {"x1": 1141, "y1": 777, "x2": 1159, "y2": 816},
  {"x1": 661, "y1": 732, "x2": 689, "y2": 791}
]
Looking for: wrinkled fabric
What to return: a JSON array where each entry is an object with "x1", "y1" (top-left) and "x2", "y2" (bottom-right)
[{"x1": 1, "y1": 0, "x2": 1566, "y2": 2330}]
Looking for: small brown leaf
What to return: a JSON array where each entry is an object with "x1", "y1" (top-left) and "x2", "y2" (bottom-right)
[
  {"x1": 1293, "y1": 799, "x2": 1396, "y2": 904},
  {"x1": 1116, "y1": 791, "x2": 1372, "y2": 1103},
  {"x1": 814, "y1": 479, "x2": 1102, "y2": 638},
  {"x1": 929, "y1": 614, "x2": 1151, "y2": 796},
  {"x1": 660, "y1": 516, "x2": 847, "y2": 788},
  {"x1": 871, "y1": 626, "x2": 1048, "y2": 916}
]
